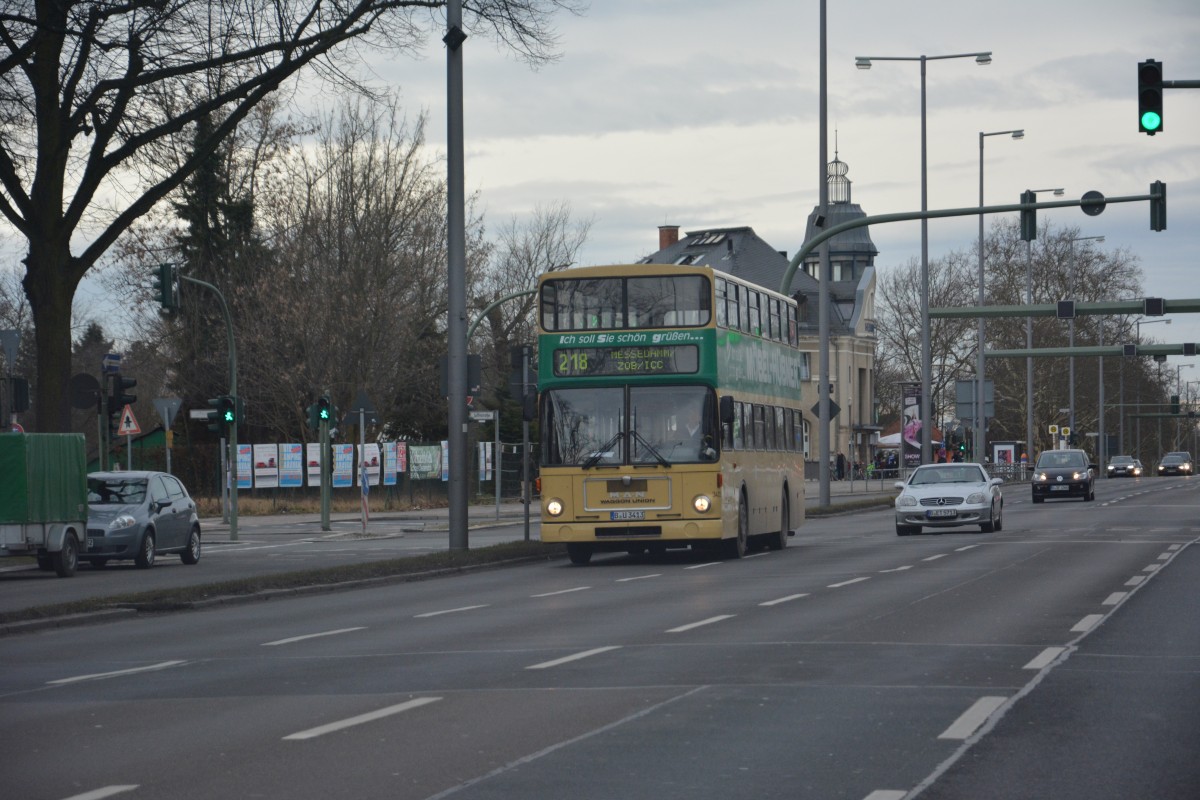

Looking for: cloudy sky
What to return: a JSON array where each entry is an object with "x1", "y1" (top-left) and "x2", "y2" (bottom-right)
[{"x1": 370, "y1": 0, "x2": 1200, "y2": 357}]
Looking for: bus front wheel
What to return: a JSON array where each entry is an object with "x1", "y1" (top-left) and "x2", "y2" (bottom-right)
[{"x1": 566, "y1": 543, "x2": 593, "y2": 565}]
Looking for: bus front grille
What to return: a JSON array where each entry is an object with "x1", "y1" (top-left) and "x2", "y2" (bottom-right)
[{"x1": 595, "y1": 526, "x2": 662, "y2": 538}]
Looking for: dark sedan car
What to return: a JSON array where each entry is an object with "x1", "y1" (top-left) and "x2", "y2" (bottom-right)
[
  {"x1": 84, "y1": 471, "x2": 202, "y2": 568},
  {"x1": 1032, "y1": 449, "x2": 1095, "y2": 502},
  {"x1": 1157, "y1": 454, "x2": 1193, "y2": 476},
  {"x1": 1106, "y1": 455, "x2": 1143, "y2": 478}
]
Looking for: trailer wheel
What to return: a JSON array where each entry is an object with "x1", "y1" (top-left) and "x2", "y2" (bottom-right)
[{"x1": 53, "y1": 532, "x2": 79, "y2": 577}]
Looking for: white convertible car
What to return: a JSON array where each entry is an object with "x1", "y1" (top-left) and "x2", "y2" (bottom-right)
[{"x1": 894, "y1": 463, "x2": 1004, "y2": 536}]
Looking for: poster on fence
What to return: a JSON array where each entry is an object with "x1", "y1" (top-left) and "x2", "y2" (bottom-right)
[
  {"x1": 478, "y1": 441, "x2": 493, "y2": 481},
  {"x1": 236, "y1": 444, "x2": 253, "y2": 489},
  {"x1": 306, "y1": 443, "x2": 322, "y2": 486},
  {"x1": 332, "y1": 444, "x2": 355, "y2": 487},
  {"x1": 253, "y1": 444, "x2": 279, "y2": 488},
  {"x1": 360, "y1": 443, "x2": 381, "y2": 486},
  {"x1": 279, "y1": 444, "x2": 304, "y2": 488},
  {"x1": 381, "y1": 442, "x2": 398, "y2": 486},
  {"x1": 408, "y1": 445, "x2": 442, "y2": 480}
]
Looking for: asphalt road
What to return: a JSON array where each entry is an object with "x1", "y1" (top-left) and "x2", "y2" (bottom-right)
[{"x1": 1, "y1": 476, "x2": 1197, "y2": 799}]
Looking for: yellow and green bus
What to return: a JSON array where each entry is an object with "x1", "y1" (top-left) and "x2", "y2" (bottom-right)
[{"x1": 536, "y1": 263, "x2": 805, "y2": 565}]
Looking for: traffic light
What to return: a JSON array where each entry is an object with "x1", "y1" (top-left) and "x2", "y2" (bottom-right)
[
  {"x1": 206, "y1": 396, "x2": 233, "y2": 434},
  {"x1": 109, "y1": 374, "x2": 137, "y2": 409},
  {"x1": 1137, "y1": 59, "x2": 1163, "y2": 135},
  {"x1": 220, "y1": 395, "x2": 236, "y2": 427},
  {"x1": 317, "y1": 395, "x2": 332, "y2": 424},
  {"x1": 154, "y1": 263, "x2": 179, "y2": 313},
  {"x1": 1150, "y1": 180, "x2": 1167, "y2": 232},
  {"x1": 10, "y1": 376, "x2": 29, "y2": 413},
  {"x1": 1019, "y1": 190, "x2": 1037, "y2": 242},
  {"x1": 1171, "y1": 394, "x2": 1180, "y2": 415}
]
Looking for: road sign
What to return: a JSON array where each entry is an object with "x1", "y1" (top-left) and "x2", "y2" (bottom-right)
[
  {"x1": 470, "y1": 410, "x2": 496, "y2": 422},
  {"x1": 153, "y1": 397, "x2": 182, "y2": 428},
  {"x1": 811, "y1": 400, "x2": 840, "y2": 418},
  {"x1": 1061, "y1": 426, "x2": 1071, "y2": 437},
  {"x1": 118, "y1": 404, "x2": 142, "y2": 436},
  {"x1": 102, "y1": 353, "x2": 121, "y2": 374},
  {"x1": 1048, "y1": 424, "x2": 1059, "y2": 434}
]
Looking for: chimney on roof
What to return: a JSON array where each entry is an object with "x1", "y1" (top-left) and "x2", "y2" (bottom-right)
[{"x1": 658, "y1": 225, "x2": 680, "y2": 251}]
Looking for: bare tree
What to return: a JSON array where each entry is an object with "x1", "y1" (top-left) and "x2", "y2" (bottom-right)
[{"x1": 0, "y1": 0, "x2": 582, "y2": 431}]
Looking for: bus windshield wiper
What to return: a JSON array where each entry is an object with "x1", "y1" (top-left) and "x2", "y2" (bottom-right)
[
  {"x1": 581, "y1": 431, "x2": 624, "y2": 469},
  {"x1": 630, "y1": 429, "x2": 671, "y2": 467}
]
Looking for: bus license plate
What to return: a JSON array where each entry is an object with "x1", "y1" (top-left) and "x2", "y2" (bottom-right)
[
  {"x1": 611, "y1": 510, "x2": 646, "y2": 521},
  {"x1": 926, "y1": 509, "x2": 957, "y2": 518}
]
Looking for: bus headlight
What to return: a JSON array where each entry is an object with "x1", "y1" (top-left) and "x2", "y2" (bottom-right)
[
  {"x1": 546, "y1": 498, "x2": 564, "y2": 517},
  {"x1": 692, "y1": 494, "x2": 711, "y2": 513}
]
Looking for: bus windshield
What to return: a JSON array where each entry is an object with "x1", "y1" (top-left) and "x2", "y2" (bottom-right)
[
  {"x1": 543, "y1": 385, "x2": 717, "y2": 466},
  {"x1": 540, "y1": 275, "x2": 711, "y2": 331}
]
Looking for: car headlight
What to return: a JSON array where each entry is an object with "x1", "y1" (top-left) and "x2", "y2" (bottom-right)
[
  {"x1": 1072, "y1": 472, "x2": 1084, "y2": 480},
  {"x1": 1034, "y1": 472, "x2": 1048, "y2": 482},
  {"x1": 107, "y1": 515, "x2": 137, "y2": 531},
  {"x1": 966, "y1": 492, "x2": 985, "y2": 504},
  {"x1": 692, "y1": 494, "x2": 711, "y2": 513},
  {"x1": 1107, "y1": 465, "x2": 1115, "y2": 471},
  {"x1": 896, "y1": 495, "x2": 917, "y2": 507},
  {"x1": 1158, "y1": 465, "x2": 1165, "y2": 472},
  {"x1": 1133, "y1": 468, "x2": 1142, "y2": 475},
  {"x1": 546, "y1": 499, "x2": 564, "y2": 517}
]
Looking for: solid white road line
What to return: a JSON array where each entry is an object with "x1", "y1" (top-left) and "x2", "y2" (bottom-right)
[
  {"x1": 879, "y1": 565, "x2": 913, "y2": 573},
  {"x1": 615, "y1": 574, "x2": 661, "y2": 582},
  {"x1": 262, "y1": 627, "x2": 366, "y2": 646},
  {"x1": 531, "y1": 586, "x2": 590, "y2": 598},
  {"x1": 48, "y1": 661, "x2": 186, "y2": 686},
  {"x1": 526, "y1": 646, "x2": 622, "y2": 670},
  {"x1": 1125, "y1": 575, "x2": 1146, "y2": 586},
  {"x1": 667, "y1": 615, "x2": 736, "y2": 633},
  {"x1": 283, "y1": 697, "x2": 442, "y2": 740},
  {"x1": 760, "y1": 593, "x2": 810, "y2": 607},
  {"x1": 61, "y1": 787, "x2": 139, "y2": 800},
  {"x1": 828, "y1": 577, "x2": 871, "y2": 588},
  {"x1": 938, "y1": 696, "x2": 1007, "y2": 740},
  {"x1": 1023, "y1": 647, "x2": 1066, "y2": 670},
  {"x1": 1071, "y1": 614, "x2": 1104, "y2": 633},
  {"x1": 1102, "y1": 592, "x2": 1128, "y2": 606},
  {"x1": 414, "y1": 605, "x2": 489, "y2": 618}
]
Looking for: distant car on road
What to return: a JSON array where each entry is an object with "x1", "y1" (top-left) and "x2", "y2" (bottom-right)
[
  {"x1": 1032, "y1": 449, "x2": 1095, "y2": 502},
  {"x1": 1106, "y1": 455, "x2": 1143, "y2": 478},
  {"x1": 893, "y1": 463, "x2": 1004, "y2": 536},
  {"x1": 1157, "y1": 454, "x2": 1193, "y2": 476},
  {"x1": 84, "y1": 471, "x2": 202, "y2": 569}
]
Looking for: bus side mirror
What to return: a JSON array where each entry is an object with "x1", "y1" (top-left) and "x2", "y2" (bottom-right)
[
  {"x1": 522, "y1": 394, "x2": 537, "y2": 422},
  {"x1": 719, "y1": 395, "x2": 734, "y2": 425}
]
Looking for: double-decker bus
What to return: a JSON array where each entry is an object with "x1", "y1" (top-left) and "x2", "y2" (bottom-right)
[{"x1": 536, "y1": 263, "x2": 805, "y2": 564}]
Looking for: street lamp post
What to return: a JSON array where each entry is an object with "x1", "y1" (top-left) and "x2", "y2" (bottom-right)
[
  {"x1": 976, "y1": 128, "x2": 1023, "y2": 465},
  {"x1": 1134, "y1": 317, "x2": 1171, "y2": 462},
  {"x1": 856, "y1": 50, "x2": 992, "y2": 464},
  {"x1": 1024, "y1": 187, "x2": 1064, "y2": 464},
  {"x1": 1067, "y1": 234, "x2": 1105, "y2": 443},
  {"x1": 1176, "y1": 364, "x2": 1194, "y2": 450}
]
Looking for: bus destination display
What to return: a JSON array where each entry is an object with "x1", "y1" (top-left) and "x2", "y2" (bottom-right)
[{"x1": 553, "y1": 344, "x2": 699, "y2": 377}]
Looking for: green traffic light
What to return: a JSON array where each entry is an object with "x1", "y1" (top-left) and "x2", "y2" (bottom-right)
[
  {"x1": 319, "y1": 408, "x2": 330, "y2": 420},
  {"x1": 1141, "y1": 110, "x2": 1162, "y2": 132},
  {"x1": 223, "y1": 409, "x2": 235, "y2": 423}
]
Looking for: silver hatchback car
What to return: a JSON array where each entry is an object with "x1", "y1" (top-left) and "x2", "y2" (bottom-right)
[{"x1": 84, "y1": 471, "x2": 202, "y2": 568}]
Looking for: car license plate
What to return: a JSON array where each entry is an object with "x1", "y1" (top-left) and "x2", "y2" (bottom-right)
[
  {"x1": 611, "y1": 510, "x2": 645, "y2": 521},
  {"x1": 1050, "y1": 485, "x2": 1069, "y2": 491},
  {"x1": 86, "y1": 537, "x2": 95, "y2": 549},
  {"x1": 926, "y1": 509, "x2": 957, "y2": 518}
]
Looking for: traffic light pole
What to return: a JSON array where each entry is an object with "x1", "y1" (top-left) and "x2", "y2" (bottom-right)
[{"x1": 181, "y1": 275, "x2": 239, "y2": 541}]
